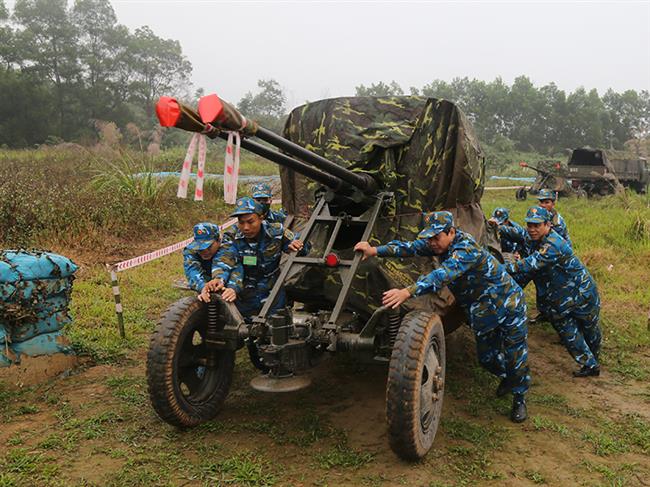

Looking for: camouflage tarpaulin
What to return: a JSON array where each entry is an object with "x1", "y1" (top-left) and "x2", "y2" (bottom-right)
[
  {"x1": 280, "y1": 96, "x2": 493, "y2": 322},
  {"x1": 282, "y1": 96, "x2": 484, "y2": 215}
]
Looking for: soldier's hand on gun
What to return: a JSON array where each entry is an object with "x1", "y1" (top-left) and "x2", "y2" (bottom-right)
[
  {"x1": 206, "y1": 278, "x2": 225, "y2": 292},
  {"x1": 487, "y1": 218, "x2": 498, "y2": 227},
  {"x1": 288, "y1": 239, "x2": 304, "y2": 252},
  {"x1": 198, "y1": 286, "x2": 211, "y2": 303},
  {"x1": 354, "y1": 241, "x2": 378, "y2": 260},
  {"x1": 382, "y1": 288, "x2": 412, "y2": 309},
  {"x1": 221, "y1": 288, "x2": 237, "y2": 302}
]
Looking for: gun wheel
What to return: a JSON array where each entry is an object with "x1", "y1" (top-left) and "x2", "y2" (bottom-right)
[
  {"x1": 515, "y1": 187, "x2": 527, "y2": 201},
  {"x1": 146, "y1": 296, "x2": 235, "y2": 427},
  {"x1": 386, "y1": 311, "x2": 446, "y2": 461}
]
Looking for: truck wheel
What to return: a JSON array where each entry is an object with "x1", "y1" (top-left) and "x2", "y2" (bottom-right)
[
  {"x1": 147, "y1": 296, "x2": 235, "y2": 427},
  {"x1": 515, "y1": 188, "x2": 527, "y2": 201},
  {"x1": 386, "y1": 311, "x2": 446, "y2": 461}
]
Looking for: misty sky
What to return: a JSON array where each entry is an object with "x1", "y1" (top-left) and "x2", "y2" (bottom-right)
[{"x1": 9, "y1": 1, "x2": 650, "y2": 108}]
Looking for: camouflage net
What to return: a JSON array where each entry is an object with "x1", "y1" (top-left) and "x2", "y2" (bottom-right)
[{"x1": 279, "y1": 96, "x2": 494, "y2": 320}]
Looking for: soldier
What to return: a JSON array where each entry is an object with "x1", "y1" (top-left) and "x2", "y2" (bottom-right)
[
  {"x1": 251, "y1": 182, "x2": 287, "y2": 224},
  {"x1": 354, "y1": 211, "x2": 530, "y2": 423},
  {"x1": 488, "y1": 207, "x2": 527, "y2": 257},
  {"x1": 213, "y1": 197, "x2": 307, "y2": 319},
  {"x1": 182, "y1": 222, "x2": 239, "y2": 303},
  {"x1": 505, "y1": 206, "x2": 602, "y2": 377},
  {"x1": 536, "y1": 189, "x2": 572, "y2": 247}
]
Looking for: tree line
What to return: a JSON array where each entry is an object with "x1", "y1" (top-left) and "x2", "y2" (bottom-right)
[
  {"x1": 1, "y1": 0, "x2": 647, "y2": 155},
  {"x1": 0, "y1": 0, "x2": 191, "y2": 147},
  {"x1": 355, "y1": 78, "x2": 650, "y2": 154}
]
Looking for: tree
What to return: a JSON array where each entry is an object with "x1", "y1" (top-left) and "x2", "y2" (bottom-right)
[
  {"x1": 13, "y1": 0, "x2": 81, "y2": 138},
  {"x1": 355, "y1": 81, "x2": 404, "y2": 97},
  {"x1": 128, "y1": 26, "x2": 192, "y2": 120},
  {"x1": 237, "y1": 79, "x2": 286, "y2": 132}
]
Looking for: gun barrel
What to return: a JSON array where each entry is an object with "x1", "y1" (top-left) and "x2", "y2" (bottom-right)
[
  {"x1": 197, "y1": 94, "x2": 378, "y2": 194},
  {"x1": 223, "y1": 134, "x2": 344, "y2": 191},
  {"x1": 156, "y1": 96, "x2": 344, "y2": 191},
  {"x1": 253, "y1": 127, "x2": 377, "y2": 194}
]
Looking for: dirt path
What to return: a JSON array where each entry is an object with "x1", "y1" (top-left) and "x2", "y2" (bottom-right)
[{"x1": 1, "y1": 323, "x2": 648, "y2": 486}]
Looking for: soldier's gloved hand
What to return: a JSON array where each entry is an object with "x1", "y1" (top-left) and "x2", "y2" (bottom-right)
[
  {"x1": 221, "y1": 288, "x2": 237, "y2": 303},
  {"x1": 354, "y1": 241, "x2": 378, "y2": 260},
  {"x1": 288, "y1": 239, "x2": 304, "y2": 252},
  {"x1": 382, "y1": 288, "x2": 412, "y2": 309}
]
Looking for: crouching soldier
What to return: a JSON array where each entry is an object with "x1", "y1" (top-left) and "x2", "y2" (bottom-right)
[
  {"x1": 183, "y1": 222, "x2": 239, "y2": 303},
  {"x1": 354, "y1": 211, "x2": 530, "y2": 423},
  {"x1": 251, "y1": 182, "x2": 287, "y2": 224},
  {"x1": 505, "y1": 206, "x2": 602, "y2": 377},
  {"x1": 212, "y1": 197, "x2": 308, "y2": 319},
  {"x1": 489, "y1": 207, "x2": 527, "y2": 258},
  {"x1": 536, "y1": 189, "x2": 572, "y2": 247}
]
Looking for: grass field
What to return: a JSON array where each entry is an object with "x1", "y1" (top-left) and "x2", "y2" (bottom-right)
[{"x1": 1, "y1": 162, "x2": 649, "y2": 485}]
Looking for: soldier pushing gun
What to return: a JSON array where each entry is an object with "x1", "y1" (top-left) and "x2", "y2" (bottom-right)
[{"x1": 355, "y1": 211, "x2": 530, "y2": 423}]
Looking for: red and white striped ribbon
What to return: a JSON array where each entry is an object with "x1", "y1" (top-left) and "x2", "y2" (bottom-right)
[
  {"x1": 223, "y1": 131, "x2": 241, "y2": 204},
  {"x1": 110, "y1": 216, "x2": 242, "y2": 273},
  {"x1": 195, "y1": 135, "x2": 207, "y2": 201},
  {"x1": 177, "y1": 133, "x2": 208, "y2": 201}
]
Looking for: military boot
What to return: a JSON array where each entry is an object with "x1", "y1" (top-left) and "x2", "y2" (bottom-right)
[
  {"x1": 510, "y1": 395, "x2": 527, "y2": 423},
  {"x1": 572, "y1": 365, "x2": 600, "y2": 378},
  {"x1": 496, "y1": 378, "x2": 511, "y2": 397}
]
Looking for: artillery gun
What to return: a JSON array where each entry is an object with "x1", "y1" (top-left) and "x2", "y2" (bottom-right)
[
  {"x1": 146, "y1": 93, "x2": 493, "y2": 460},
  {"x1": 515, "y1": 160, "x2": 575, "y2": 200}
]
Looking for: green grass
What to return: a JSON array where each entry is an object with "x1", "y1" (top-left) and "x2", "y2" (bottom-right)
[
  {"x1": 199, "y1": 451, "x2": 277, "y2": 487},
  {"x1": 316, "y1": 443, "x2": 375, "y2": 470},
  {"x1": 531, "y1": 415, "x2": 571, "y2": 438}
]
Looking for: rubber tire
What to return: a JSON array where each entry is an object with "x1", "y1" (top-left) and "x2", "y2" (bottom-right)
[
  {"x1": 386, "y1": 311, "x2": 446, "y2": 461},
  {"x1": 515, "y1": 188, "x2": 527, "y2": 201},
  {"x1": 146, "y1": 296, "x2": 235, "y2": 427}
]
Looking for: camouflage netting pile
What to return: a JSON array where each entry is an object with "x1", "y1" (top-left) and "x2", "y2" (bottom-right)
[
  {"x1": 0, "y1": 250, "x2": 77, "y2": 366},
  {"x1": 280, "y1": 96, "x2": 494, "y2": 319}
]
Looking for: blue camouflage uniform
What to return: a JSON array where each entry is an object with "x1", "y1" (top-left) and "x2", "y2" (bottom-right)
[
  {"x1": 183, "y1": 223, "x2": 240, "y2": 292},
  {"x1": 213, "y1": 197, "x2": 308, "y2": 319},
  {"x1": 251, "y1": 182, "x2": 287, "y2": 224},
  {"x1": 506, "y1": 206, "x2": 601, "y2": 370},
  {"x1": 377, "y1": 212, "x2": 530, "y2": 397},
  {"x1": 492, "y1": 207, "x2": 527, "y2": 256},
  {"x1": 497, "y1": 221, "x2": 550, "y2": 316},
  {"x1": 537, "y1": 189, "x2": 572, "y2": 248}
]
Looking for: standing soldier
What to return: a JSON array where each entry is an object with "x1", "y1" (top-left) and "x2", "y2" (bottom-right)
[
  {"x1": 212, "y1": 197, "x2": 307, "y2": 319},
  {"x1": 536, "y1": 189, "x2": 571, "y2": 247},
  {"x1": 251, "y1": 182, "x2": 287, "y2": 224},
  {"x1": 489, "y1": 207, "x2": 527, "y2": 257},
  {"x1": 354, "y1": 211, "x2": 530, "y2": 423},
  {"x1": 505, "y1": 206, "x2": 601, "y2": 377}
]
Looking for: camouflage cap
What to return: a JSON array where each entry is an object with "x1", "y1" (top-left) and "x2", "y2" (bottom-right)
[
  {"x1": 418, "y1": 211, "x2": 454, "y2": 238},
  {"x1": 492, "y1": 207, "x2": 510, "y2": 225},
  {"x1": 251, "y1": 182, "x2": 272, "y2": 199},
  {"x1": 230, "y1": 196, "x2": 264, "y2": 217},
  {"x1": 187, "y1": 222, "x2": 220, "y2": 251},
  {"x1": 525, "y1": 206, "x2": 551, "y2": 224},
  {"x1": 536, "y1": 188, "x2": 557, "y2": 201}
]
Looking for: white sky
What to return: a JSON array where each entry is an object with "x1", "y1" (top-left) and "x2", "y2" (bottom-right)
[{"x1": 7, "y1": 0, "x2": 650, "y2": 108}]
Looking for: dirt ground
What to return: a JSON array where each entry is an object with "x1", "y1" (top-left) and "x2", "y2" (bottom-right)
[{"x1": 1, "y1": 320, "x2": 648, "y2": 487}]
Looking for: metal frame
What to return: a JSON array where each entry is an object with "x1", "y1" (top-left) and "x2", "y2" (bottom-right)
[{"x1": 252, "y1": 192, "x2": 391, "y2": 330}]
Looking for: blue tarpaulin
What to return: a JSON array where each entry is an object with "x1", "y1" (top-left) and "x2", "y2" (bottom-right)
[
  {"x1": 0, "y1": 250, "x2": 77, "y2": 366},
  {"x1": 489, "y1": 176, "x2": 535, "y2": 182}
]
